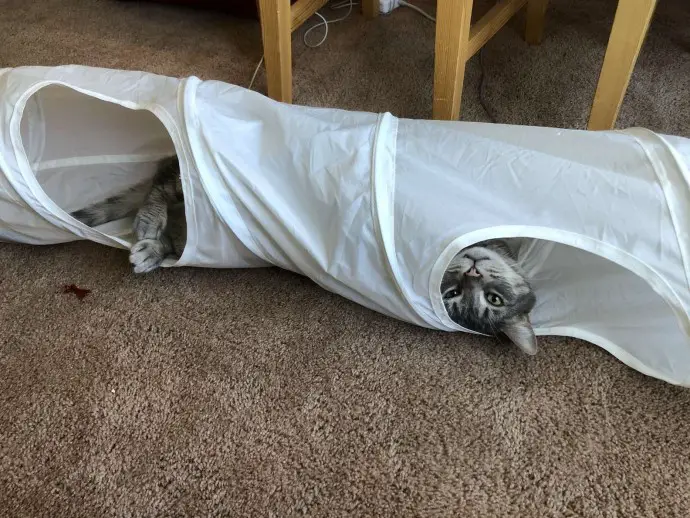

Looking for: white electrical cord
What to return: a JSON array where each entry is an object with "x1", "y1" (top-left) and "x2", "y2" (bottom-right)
[
  {"x1": 249, "y1": 0, "x2": 496, "y2": 122},
  {"x1": 399, "y1": 0, "x2": 435, "y2": 22},
  {"x1": 303, "y1": 0, "x2": 357, "y2": 48},
  {"x1": 249, "y1": 0, "x2": 357, "y2": 90},
  {"x1": 248, "y1": 56, "x2": 264, "y2": 91}
]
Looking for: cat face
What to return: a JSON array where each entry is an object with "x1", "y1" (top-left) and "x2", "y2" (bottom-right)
[{"x1": 441, "y1": 240, "x2": 537, "y2": 355}]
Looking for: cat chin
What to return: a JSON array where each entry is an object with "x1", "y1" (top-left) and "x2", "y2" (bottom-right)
[{"x1": 448, "y1": 245, "x2": 505, "y2": 274}]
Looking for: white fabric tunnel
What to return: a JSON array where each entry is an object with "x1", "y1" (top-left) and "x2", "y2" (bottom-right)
[{"x1": 1, "y1": 65, "x2": 689, "y2": 386}]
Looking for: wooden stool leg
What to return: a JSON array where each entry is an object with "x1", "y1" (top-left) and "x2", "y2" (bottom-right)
[
  {"x1": 362, "y1": 0, "x2": 378, "y2": 18},
  {"x1": 257, "y1": 0, "x2": 292, "y2": 103},
  {"x1": 433, "y1": 0, "x2": 473, "y2": 120},
  {"x1": 587, "y1": 0, "x2": 657, "y2": 130},
  {"x1": 525, "y1": 0, "x2": 549, "y2": 45}
]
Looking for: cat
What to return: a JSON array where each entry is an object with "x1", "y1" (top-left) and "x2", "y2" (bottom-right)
[
  {"x1": 70, "y1": 155, "x2": 187, "y2": 274},
  {"x1": 441, "y1": 239, "x2": 537, "y2": 354},
  {"x1": 71, "y1": 156, "x2": 537, "y2": 352}
]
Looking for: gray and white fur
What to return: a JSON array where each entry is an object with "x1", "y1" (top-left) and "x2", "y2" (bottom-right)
[
  {"x1": 441, "y1": 240, "x2": 537, "y2": 354},
  {"x1": 70, "y1": 155, "x2": 186, "y2": 274}
]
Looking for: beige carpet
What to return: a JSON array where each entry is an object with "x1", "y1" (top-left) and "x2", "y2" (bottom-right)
[{"x1": 1, "y1": 0, "x2": 690, "y2": 516}]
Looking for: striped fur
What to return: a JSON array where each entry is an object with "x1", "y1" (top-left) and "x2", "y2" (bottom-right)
[
  {"x1": 70, "y1": 182, "x2": 151, "y2": 227},
  {"x1": 441, "y1": 240, "x2": 537, "y2": 354},
  {"x1": 70, "y1": 155, "x2": 186, "y2": 273}
]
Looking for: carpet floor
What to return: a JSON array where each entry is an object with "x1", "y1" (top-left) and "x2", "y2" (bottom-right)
[{"x1": 1, "y1": 0, "x2": 689, "y2": 516}]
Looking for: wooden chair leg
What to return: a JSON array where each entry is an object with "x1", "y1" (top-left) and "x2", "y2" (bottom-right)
[
  {"x1": 433, "y1": 0, "x2": 473, "y2": 120},
  {"x1": 587, "y1": 0, "x2": 657, "y2": 130},
  {"x1": 257, "y1": 0, "x2": 293, "y2": 103},
  {"x1": 525, "y1": 0, "x2": 549, "y2": 45},
  {"x1": 362, "y1": 0, "x2": 378, "y2": 18}
]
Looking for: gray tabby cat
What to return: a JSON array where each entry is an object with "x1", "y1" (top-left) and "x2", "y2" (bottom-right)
[
  {"x1": 71, "y1": 156, "x2": 537, "y2": 352},
  {"x1": 71, "y1": 155, "x2": 186, "y2": 274},
  {"x1": 441, "y1": 239, "x2": 537, "y2": 354}
]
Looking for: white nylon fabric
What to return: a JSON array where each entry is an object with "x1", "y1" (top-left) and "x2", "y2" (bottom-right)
[{"x1": 0, "y1": 65, "x2": 689, "y2": 386}]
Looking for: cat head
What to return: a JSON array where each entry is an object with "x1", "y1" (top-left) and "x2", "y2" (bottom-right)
[{"x1": 441, "y1": 240, "x2": 537, "y2": 355}]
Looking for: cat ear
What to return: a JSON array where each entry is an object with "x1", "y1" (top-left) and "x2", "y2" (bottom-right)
[{"x1": 502, "y1": 316, "x2": 537, "y2": 355}]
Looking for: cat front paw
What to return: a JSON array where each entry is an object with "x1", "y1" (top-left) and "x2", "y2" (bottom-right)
[
  {"x1": 133, "y1": 212, "x2": 166, "y2": 241},
  {"x1": 129, "y1": 239, "x2": 166, "y2": 274}
]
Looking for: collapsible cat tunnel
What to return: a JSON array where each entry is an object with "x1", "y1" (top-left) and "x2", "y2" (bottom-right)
[{"x1": 1, "y1": 65, "x2": 689, "y2": 386}]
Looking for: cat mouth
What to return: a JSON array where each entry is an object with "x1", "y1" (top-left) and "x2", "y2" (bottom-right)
[{"x1": 462, "y1": 250, "x2": 490, "y2": 262}]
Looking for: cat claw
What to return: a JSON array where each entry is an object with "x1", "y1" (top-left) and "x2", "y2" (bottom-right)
[{"x1": 129, "y1": 239, "x2": 166, "y2": 274}]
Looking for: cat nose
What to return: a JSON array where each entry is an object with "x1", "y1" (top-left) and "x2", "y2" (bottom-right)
[{"x1": 465, "y1": 265, "x2": 482, "y2": 277}]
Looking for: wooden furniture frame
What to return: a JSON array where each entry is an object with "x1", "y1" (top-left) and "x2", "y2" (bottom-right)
[
  {"x1": 257, "y1": 0, "x2": 657, "y2": 130},
  {"x1": 431, "y1": 0, "x2": 548, "y2": 120},
  {"x1": 429, "y1": 0, "x2": 658, "y2": 129},
  {"x1": 256, "y1": 0, "x2": 379, "y2": 103},
  {"x1": 587, "y1": 0, "x2": 657, "y2": 130}
]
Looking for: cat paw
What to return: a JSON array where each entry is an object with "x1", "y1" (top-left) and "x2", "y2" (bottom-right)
[
  {"x1": 133, "y1": 213, "x2": 166, "y2": 241},
  {"x1": 129, "y1": 239, "x2": 166, "y2": 274}
]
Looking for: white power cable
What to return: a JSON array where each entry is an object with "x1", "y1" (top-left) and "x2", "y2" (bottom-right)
[
  {"x1": 248, "y1": 56, "x2": 264, "y2": 91},
  {"x1": 249, "y1": 0, "x2": 439, "y2": 91},
  {"x1": 249, "y1": 0, "x2": 357, "y2": 90},
  {"x1": 249, "y1": 0, "x2": 495, "y2": 122},
  {"x1": 399, "y1": 0, "x2": 435, "y2": 22},
  {"x1": 303, "y1": 0, "x2": 357, "y2": 48}
]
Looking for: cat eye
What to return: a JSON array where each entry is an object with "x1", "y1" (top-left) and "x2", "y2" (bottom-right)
[
  {"x1": 444, "y1": 288, "x2": 461, "y2": 299},
  {"x1": 486, "y1": 293, "x2": 504, "y2": 306}
]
